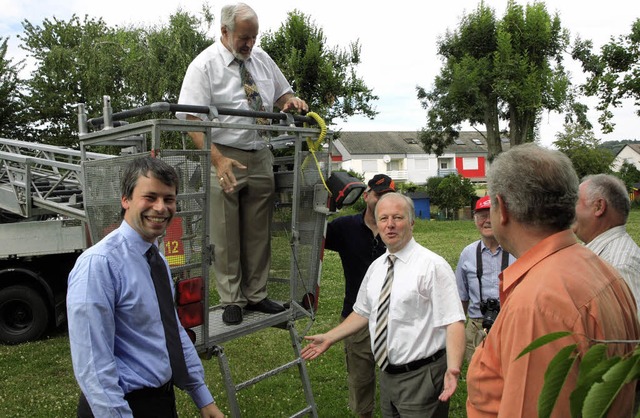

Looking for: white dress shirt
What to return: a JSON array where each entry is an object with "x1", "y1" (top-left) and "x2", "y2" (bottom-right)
[{"x1": 353, "y1": 238, "x2": 465, "y2": 365}]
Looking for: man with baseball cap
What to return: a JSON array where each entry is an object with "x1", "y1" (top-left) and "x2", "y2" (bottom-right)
[
  {"x1": 323, "y1": 174, "x2": 395, "y2": 418},
  {"x1": 455, "y1": 195, "x2": 515, "y2": 362}
]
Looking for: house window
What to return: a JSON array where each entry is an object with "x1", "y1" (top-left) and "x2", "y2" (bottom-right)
[
  {"x1": 440, "y1": 161, "x2": 448, "y2": 170},
  {"x1": 387, "y1": 160, "x2": 401, "y2": 171},
  {"x1": 462, "y1": 157, "x2": 478, "y2": 170}
]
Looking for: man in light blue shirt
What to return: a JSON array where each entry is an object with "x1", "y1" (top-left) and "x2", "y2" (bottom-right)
[
  {"x1": 455, "y1": 196, "x2": 515, "y2": 361},
  {"x1": 67, "y1": 156, "x2": 223, "y2": 417}
]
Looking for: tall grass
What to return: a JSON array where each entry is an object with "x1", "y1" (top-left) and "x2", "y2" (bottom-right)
[{"x1": 2, "y1": 211, "x2": 639, "y2": 417}]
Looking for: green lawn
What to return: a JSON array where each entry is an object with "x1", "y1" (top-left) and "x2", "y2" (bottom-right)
[{"x1": 2, "y1": 211, "x2": 639, "y2": 417}]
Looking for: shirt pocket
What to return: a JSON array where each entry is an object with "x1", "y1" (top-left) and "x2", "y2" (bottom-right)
[{"x1": 254, "y1": 78, "x2": 276, "y2": 109}]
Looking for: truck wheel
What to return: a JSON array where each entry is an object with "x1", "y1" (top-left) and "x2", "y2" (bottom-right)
[{"x1": 0, "y1": 285, "x2": 49, "y2": 344}]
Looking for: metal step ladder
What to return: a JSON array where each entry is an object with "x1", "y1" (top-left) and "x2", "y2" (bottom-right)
[{"x1": 207, "y1": 321, "x2": 318, "y2": 418}]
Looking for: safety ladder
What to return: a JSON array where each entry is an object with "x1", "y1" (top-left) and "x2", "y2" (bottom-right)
[{"x1": 77, "y1": 100, "x2": 329, "y2": 417}]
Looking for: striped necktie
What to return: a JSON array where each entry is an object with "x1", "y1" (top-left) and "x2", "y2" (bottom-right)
[
  {"x1": 236, "y1": 59, "x2": 270, "y2": 128},
  {"x1": 374, "y1": 254, "x2": 396, "y2": 371}
]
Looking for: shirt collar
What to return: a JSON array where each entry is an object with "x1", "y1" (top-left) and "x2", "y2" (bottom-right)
[
  {"x1": 388, "y1": 237, "x2": 417, "y2": 265},
  {"x1": 500, "y1": 229, "x2": 577, "y2": 300},
  {"x1": 119, "y1": 220, "x2": 158, "y2": 257},
  {"x1": 217, "y1": 41, "x2": 238, "y2": 68}
]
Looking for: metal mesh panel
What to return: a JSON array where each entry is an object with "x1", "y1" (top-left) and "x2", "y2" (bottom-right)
[
  {"x1": 271, "y1": 150, "x2": 329, "y2": 314},
  {"x1": 82, "y1": 151, "x2": 210, "y2": 349}
]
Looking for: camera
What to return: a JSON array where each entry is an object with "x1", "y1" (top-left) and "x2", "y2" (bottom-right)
[{"x1": 480, "y1": 298, "x2": 500, "y2": 332}]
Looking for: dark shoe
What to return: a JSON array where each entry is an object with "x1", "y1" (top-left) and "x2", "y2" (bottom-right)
[
  {"x1": 222, "y1": 305, "x2": 243, "y2": 325},
  {"x1": 245, "y1": 298, "x2": 286, "y2": 314}
]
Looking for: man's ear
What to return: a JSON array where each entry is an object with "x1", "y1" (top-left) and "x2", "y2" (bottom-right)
[
  {"x1": 496, "y1": 194, "x2": 509, "y2": 225},
  {"x1": 593, "y1": 198, "x2": 607, "y2": 217},
  {"x1": 121, "y1": 195, "x2": 129, "y2": 212}
]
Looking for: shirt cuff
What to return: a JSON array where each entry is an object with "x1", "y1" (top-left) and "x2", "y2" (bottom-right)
[{"x1": 189, "y1": 383, "x2": 215, "y2": 409}]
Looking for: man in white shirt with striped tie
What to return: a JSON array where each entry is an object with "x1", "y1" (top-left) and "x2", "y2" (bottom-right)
[{"x1": 301, "y1": 193, "x2": 466, "y2": 417}]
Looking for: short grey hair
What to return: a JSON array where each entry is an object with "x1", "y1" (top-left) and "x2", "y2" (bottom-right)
[
  {"x1": 221, "y1": 2, "x2": 258, "y2": 32},
  {"x1": 582, "y1": 174, "x2": 630, "y2": 221},
  {"x1": 375, "y1": 192, "x2": 415, "y2": 224},
  {"x1": 487, "y1": 143, "x2": 578, "y2": 231}
]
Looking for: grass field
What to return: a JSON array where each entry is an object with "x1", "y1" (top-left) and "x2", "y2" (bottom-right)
[{"x1": 1, "y1": 210, "x2": 639, "y2": 417}]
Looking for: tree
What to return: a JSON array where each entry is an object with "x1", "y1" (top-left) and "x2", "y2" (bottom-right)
[
  {"x1": 259, "y1": 10, "x2": 378, "y2": 126},
  {"x1": 416, "y1": 1, "x2": 572, "y2": 161},
  {"x1": 616, "y1": 161, "x2": 640, "y2": 192},
  {"x1": 572, "y1": 18, "x2": 640, "y2": 134},
  {"x1": 434, "y1": 174, "x2": 475, "y2": 220},
  {"x1": 0, "y1": 37, "x2": 31, "y2": 140},
  {"x1": 18, "y1": 10, "x2": 213, "y2": 146},
  {"x1": 553, "y1": 123, "x2": 614, "y2": 179}
]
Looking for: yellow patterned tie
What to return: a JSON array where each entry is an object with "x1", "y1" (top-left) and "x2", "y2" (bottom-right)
[{"x1": 236, "y1": 59, "x2": 270, "y2": 131}]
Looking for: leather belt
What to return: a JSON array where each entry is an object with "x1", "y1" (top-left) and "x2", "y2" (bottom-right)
[
  {"x1": 125, "y1": 379, "x2": 173, "y2": 401},
  {"x1": 383, "y1": 349, "x2": 446, "y2": 374}
]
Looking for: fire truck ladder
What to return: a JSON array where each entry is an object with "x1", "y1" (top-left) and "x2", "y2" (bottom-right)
[{"x1": 0, "y1": 137, "x2": 117, "y2": 221}]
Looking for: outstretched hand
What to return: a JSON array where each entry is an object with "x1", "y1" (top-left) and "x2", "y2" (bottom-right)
[
  {"x1": 438, "y1": 367, "x2": 461, "y2": 402},
  {"x1": 300, "y1": 334, "x2": 332, "y2": 360}
]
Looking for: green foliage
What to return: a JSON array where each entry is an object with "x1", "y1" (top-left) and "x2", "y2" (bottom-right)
[
  {"x1": 259, "y1": 10, "x2": 378, "y2": 125},
  {"x1": 517, "y1": 333, "x2": 640, "y2": 418},
  {"x1": 572, "y1": 18, "x2": 640, "y2": 134},
  {"x1": 17, "y1": 9, "x2": 213, "y2": 146},
  {"x1": 616, "y1": 161, "x2": 640, "y2": 191},
  {"x1": 553, "y1": 123, "x2": 615, "y2": 178},
  {"x1": 417, "y1": 1, "x2": 571, "y2": 160},
  {"x1": 0, "y1": 37, "x2": 30, "y2": 140},
  {"x1": 433, "y1": 174, "x2": 475, "y2": 219},
  {"x1": 425, "y1": 176, "x2": 444, "y2": 205}
]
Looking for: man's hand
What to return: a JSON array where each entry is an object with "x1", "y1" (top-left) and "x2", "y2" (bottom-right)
[
  {"x1": 300, "y1": 334, "x2": 332, "y2": 360},
  {"x1": 214, "y1": 155, "x2": 246, "y2": 194},
  {"x1": 200, "y1": 402, "x2": 225, "y2": 418},
  {"x1": 438, "y1": 367, "x2": 461, "y2": 402},
  {"x1": 280, "y1": 96, "x2": 308, "y2": 114}
]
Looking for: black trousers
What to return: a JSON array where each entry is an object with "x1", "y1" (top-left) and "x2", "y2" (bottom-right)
[{"x1": 77, "y1": 382, "x2": 178, "y2": 418}]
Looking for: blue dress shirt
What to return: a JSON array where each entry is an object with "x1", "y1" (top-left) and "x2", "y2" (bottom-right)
[{"x1": 67, "y1": 221, "x2": 213, "y2": 417}]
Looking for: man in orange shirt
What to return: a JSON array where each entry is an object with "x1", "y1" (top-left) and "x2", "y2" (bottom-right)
[{"x1": 466, "y1": 143, "x2": 640, "y2": 418}]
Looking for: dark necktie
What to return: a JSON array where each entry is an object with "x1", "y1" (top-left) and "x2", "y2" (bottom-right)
[
  {"x1": 236, "y1": 59, "x2": 270, "y2": 128},
  {"x1": 373, "y1": 254, "x2": 396, "y2": 371},
  {"x1": 146, "y1": 245, "x2": 189, "y2": 388}
]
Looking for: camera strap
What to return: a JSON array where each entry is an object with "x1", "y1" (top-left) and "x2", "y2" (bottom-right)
[{"x1": 476, "y1": 241, "x2": 510, "y2": 302}]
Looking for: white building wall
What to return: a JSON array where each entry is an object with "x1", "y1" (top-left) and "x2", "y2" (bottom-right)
[{"x1": 613, "y1": 146, "x2": 640, "y2": 171}]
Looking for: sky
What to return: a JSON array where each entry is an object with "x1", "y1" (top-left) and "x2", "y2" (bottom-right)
[{"x1": 2, "y1": 0, "x2": 639, "y2": 148}]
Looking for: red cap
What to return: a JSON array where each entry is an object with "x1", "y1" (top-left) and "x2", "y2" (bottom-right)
[{"x1": 475, "y1": 195, "x2": 491, "y2": 211}]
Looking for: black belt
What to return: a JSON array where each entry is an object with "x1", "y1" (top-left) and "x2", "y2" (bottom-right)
[
  {"x1": 124, "y1": 379, "x2": 173, "y2": 401},
  {"x1": 384, "y1": 349, "x2": 446, "y2": 374}
]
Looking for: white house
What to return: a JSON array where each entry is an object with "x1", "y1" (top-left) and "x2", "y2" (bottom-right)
[
  {"x1": 332, "y1": 131, "x2": 498, "y2": 185},
  {"x1": 613, "y1": 144, "x2": 640, "y2": 171}
]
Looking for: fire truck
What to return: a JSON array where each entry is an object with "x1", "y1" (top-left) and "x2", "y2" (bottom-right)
[{"x1": 0, "y1": 97, "x2": 363, "y2": 417}]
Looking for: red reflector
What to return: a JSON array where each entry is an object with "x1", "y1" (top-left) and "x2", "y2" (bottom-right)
[
  {"x1": 178, "y1": 302, "x2": 204, "y2": 328},
  {"x1": 176, "y1": 277, "x2": 203, "y2": 305}
]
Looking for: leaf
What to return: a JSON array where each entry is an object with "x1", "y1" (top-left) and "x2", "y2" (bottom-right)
[
  {"x1": 582, "y1": 356, "x2": 638, "y2": 418},
  {"x1": 538, "y1": 344, "x2": 578, "y2": 418},
  {"x1": 517, "y1": 331, "x2": 573, "y2": 360},
  {"x1": 571, "y1": 354, "x2": 620, "y2": 417}
]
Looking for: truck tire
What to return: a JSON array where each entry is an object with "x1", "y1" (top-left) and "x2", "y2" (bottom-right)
[{"x1": 0, "y1": 285, "x2": 50, "y2": 344}]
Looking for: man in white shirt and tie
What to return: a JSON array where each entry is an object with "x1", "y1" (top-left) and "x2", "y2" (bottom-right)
[{"x1": 301, "y1": 192, "x2": 466, "y2": 417}]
